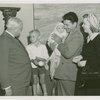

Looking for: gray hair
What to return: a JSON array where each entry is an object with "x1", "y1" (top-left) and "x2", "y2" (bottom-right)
[{"x1": 6, "y1": 17, "x2": 23, "y2": 30}]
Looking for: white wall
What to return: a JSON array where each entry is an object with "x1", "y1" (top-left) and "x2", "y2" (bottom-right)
[
  {"x1": 33, "y1": 4, "x2": 100, "y2": 44},
  {"x1": 0, "y1": 4, "x2": 33, "y2": 46},
  {"x1": 0, "y1": 4, "x2": 100, "y2": 45}
]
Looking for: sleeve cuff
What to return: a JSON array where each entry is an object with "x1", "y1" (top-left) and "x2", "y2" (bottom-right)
[{"x1": 4, "y1": 86, "x2": 11, "y2": 90}]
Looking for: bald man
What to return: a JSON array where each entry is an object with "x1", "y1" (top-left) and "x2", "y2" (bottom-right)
[{"x1": 0, "y1": 17, "x2": 32, "y2": 96}]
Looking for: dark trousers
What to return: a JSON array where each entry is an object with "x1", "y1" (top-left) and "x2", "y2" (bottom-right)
[
  {"x1": 75, "y1": 69, "x2": 100, "y2": 95},
  {"x1": 0, "y1": 84, "x2": 5, "y2": 96},
  {"x1": 45, "y1": 70, "x2": 55, "y2": 96},
  {"x1": 55, "y1": 79, "x2": 75, "y2": 96}
]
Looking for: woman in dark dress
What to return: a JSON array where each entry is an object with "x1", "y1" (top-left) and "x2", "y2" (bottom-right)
[{"x1": 74, "y1": 13, "x2": 100, "y2": 95}]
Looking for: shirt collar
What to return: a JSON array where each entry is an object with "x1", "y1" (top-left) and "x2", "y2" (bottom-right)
[
  {"x1": 87, "y1": 32, "x2": 99, "y2": 43},
  {"x1": 5, "y1": 30, "x2": 15, "y2": 38}
]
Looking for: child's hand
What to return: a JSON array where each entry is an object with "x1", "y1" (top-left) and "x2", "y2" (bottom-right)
[
  {"x1": 31, "y1": 59, "x2": 38, "y2": 66},
  {"x1": 32, "y1": 57, "x2": 48, "y2": 67},
  {"x1": 36, "y1": 57, "x2": 46, "y2": 62}
]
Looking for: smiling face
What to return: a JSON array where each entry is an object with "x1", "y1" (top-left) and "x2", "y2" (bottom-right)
[
  {"x1": 30, "y1": 32, "x2": 40, "y2": 43},
  {"x1": 63, "y1": 19, "x2": 76, "y2": 33},
  {"x1": 82, "y1": 18, "x2": 91, "y2": 34}
]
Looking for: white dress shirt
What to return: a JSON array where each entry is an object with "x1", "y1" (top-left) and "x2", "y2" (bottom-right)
[
  {"x1": 5, "y1": 30, "x2": 15, "y2": 38},
  {"x1": 26, "y1": 43, "x2": 49, "y2": 68},
  {"x1": 87, "y1": 32, "x2": 99, "y2": 43}
]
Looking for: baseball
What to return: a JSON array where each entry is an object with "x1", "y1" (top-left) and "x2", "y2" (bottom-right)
[{"x1": 39, "y1": 61, "x2": 44, "y2": 66}]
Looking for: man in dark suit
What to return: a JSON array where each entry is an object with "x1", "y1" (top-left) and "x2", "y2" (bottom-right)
[
  {"x1": 0, "y1": 17, "x2": 32, "y2": 96},
  {"x1": 51, "y1": 12, "x2": 84, "y2": 95}
]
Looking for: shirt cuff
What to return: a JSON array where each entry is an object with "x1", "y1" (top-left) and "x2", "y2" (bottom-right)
[
  {"x1": 4, "y1": 86, "x2": 11, "y2": 90},
  {"x1": 80, "y1": 60, "x2": 87, "y2": 66}
]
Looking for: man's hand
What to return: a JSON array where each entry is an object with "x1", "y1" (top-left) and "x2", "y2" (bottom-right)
[
  {"x1": 77, "y1": 60, "x2": 87, "y2": 67},
  {"x1": 50, "y1": 42, "x2": 57, "y2": 51},
  {"x1": 72, "y1": 55, "x2": 83, "y2": 63},
  {"x1": 51, "y1": 34, "x2": 62, "y2": 44},
  {"x1": 5, "y1": 87, "x2": 12, "y2": 96}
]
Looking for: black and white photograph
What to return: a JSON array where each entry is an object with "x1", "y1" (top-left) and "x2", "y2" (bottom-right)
[{"x1": 0, "y1": 0, "x2": 100, "y2": 98}]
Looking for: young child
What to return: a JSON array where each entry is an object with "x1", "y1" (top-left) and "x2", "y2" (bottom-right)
[
  {"x1": 48, "y1": 22, "x2": 68, "y2": 79},
  {"x1": 26, "y1": 29, "x2": 49, "y2": 96}
]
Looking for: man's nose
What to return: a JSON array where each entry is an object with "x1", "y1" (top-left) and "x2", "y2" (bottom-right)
[{"x1": 64, "y1": 25, "x2": 67, "y2": 29}]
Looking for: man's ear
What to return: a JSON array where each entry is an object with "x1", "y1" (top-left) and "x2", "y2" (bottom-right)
[{"x1": 73, "y1": 22, "x2": 77, "y2": 27}]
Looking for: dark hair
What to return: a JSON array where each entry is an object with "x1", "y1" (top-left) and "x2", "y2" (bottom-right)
[{"x1": 62, "y1": 12, "x2": 78, "y2": 23}]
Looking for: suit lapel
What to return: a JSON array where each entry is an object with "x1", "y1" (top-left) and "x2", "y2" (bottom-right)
[
  {"x1": 4, "y1": 32, "x2": 27, "y2": 53},
  {"x1": 4, "y1": 32, "x2": 21, "y2": 48},
  {"x1": 14, "y1": 38, "x2": 25, "y2": 49},
  {"x1": 14, "y1": 38, "x2": 28, "y2": 54}
]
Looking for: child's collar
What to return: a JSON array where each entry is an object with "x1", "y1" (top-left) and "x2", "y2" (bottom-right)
[{"x1": 34, "y1": 41, "x2": 41, "y2": 47}]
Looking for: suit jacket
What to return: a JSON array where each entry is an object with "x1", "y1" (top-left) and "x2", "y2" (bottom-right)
[
  {"x1": 0, "y1": 31, "x2": 32, "y2": 89},
  {"x1": 54, "y1": 28, "x2": 84, "y2": 81},
  {"x1": 81, "y1": 34, "x2": 100, "y2": 72}
]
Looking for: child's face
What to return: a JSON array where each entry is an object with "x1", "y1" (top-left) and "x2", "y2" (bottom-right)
[
  {"x1": 30, "y1": 32, "x2": 40, "y2": 43},
  {"x1": 56, "y1": 25, "x2": 65, "y2": 33}
]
